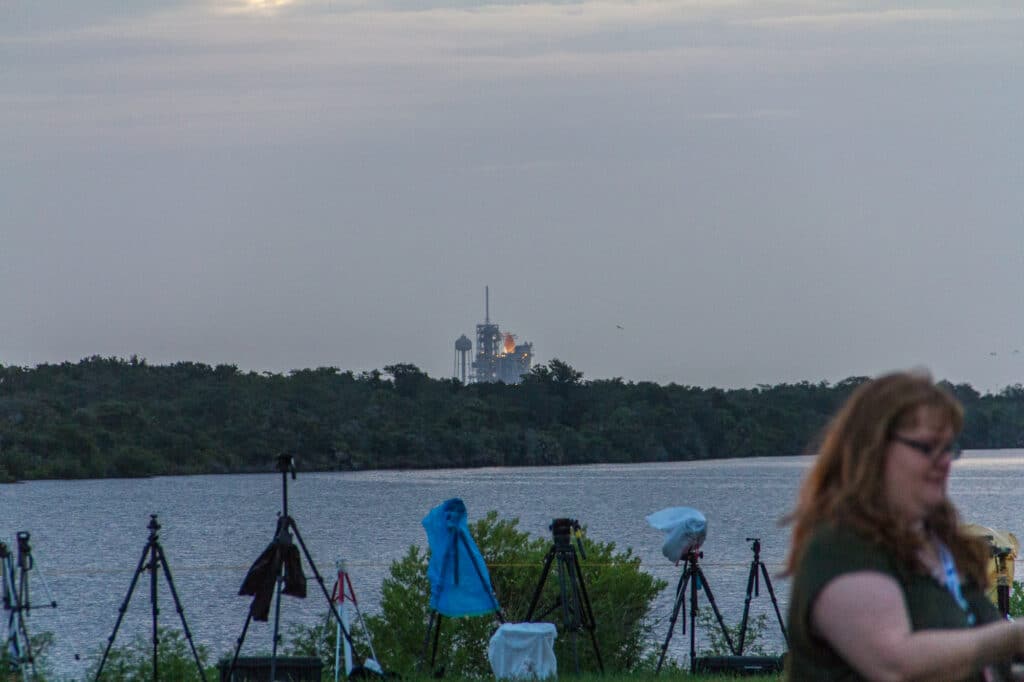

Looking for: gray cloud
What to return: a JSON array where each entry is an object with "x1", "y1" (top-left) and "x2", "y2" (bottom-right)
[{"x1": 2, "y1": 0, "x2": 1023, "y2": 391}]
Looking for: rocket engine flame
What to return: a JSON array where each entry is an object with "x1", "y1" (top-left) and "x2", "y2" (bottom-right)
[{"x1": 503, "y1": 333, "x2": 516, "y2": 354}]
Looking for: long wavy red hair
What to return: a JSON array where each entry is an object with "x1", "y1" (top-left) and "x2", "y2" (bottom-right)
[{"x1": 784, "y1": 370, "x2": 988, "y2": 586}]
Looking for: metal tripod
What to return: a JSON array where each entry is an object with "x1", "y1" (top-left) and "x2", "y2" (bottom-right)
[
  {"x1": 525, "y1": 518, "x2": 603, "y2": 675},
  {"x1": 94, "y1": 515, "x2": 207, "y2": 682},
  {"x1": 655, "y1": 548, "x2": 734, "y2": 674},
  {"x1": 736, "y1": 537, "x2": 787, "y2": 654},
  {"x1": 2, "y1": 532, "x2": 58, "y2": 682},
  {"x1": 227, "y1": 455, "x2": 359, "y2": 682}
]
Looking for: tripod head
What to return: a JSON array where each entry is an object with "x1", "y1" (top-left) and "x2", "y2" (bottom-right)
[
  {"x1": 147, "y1": 514, "x2": 162, "y2": 540},
  {"x1": 277, "y1": 453, "x2": 297, "y2": 479},
  {"x1": 550, "y1": 518, "x2": 585, "y2": 557},
  {"x1": 746, "y1": 537, "x2": 761, "y2": 557},
  {"x1": 276, "y1": 454, "x2": 298, "y2": 518},
  {"x1": 16, "y1": 532, "x2": 33, "y2": 572}
]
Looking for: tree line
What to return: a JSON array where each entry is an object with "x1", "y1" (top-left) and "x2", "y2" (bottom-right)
[{"x1": 1, "y1": 356, "x2": 1021, "y2": 482}]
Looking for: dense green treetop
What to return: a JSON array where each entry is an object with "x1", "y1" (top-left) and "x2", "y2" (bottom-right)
[{"x1": 0, "y1": 356, "x2": 1020, "y2": 482}]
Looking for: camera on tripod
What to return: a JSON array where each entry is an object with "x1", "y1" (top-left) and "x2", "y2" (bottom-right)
[
  {"x1": 550, "y1": 518, "x2": 582, "y2": 552},
  {"x1": 646, "y1": 507, "x2": 706, "y2": 563}
]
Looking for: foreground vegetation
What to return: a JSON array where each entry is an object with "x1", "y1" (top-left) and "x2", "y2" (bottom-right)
[{"x1": 3, "y1": 356, "x2": 1022, "y2": 482}]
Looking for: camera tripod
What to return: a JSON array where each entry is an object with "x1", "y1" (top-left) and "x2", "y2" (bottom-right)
[
  {"x1": 419, "y1": 499, "x2": 504, "y2": 675},
  {"x1": 736, "y1": 537, "x2": 787, "y2": 654},
  {"x1": 655, "y1": 548, "x2": 734, "y2": 674},
  {"x1": 227, "y1": 455, "x2": 360, "y2": 682},
  {"x1": 94, "y1": 515, "x2": 207, "y2": 682},
  {"x1": 2, "y1": 532, "x2": 59, "y2": 681},
  {"x1": 525, "y1": 518, "x2": 603, "y2": 674}
]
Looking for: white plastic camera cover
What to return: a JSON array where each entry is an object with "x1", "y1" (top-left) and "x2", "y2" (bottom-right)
[{"x1": 646, "y1": 507, "x2": 707, "y2": 563}]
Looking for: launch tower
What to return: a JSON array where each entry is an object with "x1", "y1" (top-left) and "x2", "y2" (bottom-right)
[{"x1": 453, "y1": 287, "x2": 533, "y2": 384}]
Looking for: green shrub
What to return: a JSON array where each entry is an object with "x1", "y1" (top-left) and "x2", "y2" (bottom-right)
[
  {"x1": 1, "y1": 630, "x2": 56, "y2": 680},
  {"x1": 84, "y1": 626, "x2": 215, "y2": 682},
  {"x1": 695, "y1": 609, "x2": 774, "y2": 657},
  {"x1": 1010, "y1": 579, "x2": 1024, "y2": 618}
]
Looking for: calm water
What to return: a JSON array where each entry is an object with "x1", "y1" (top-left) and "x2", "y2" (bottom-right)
[{"x1": 4, "y1": 450, "x2": 1023, "y2": 679}]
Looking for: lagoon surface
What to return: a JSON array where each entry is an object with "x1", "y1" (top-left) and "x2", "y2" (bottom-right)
[{"x1": 5, "y1": 450, "x2": 1024, "y2": 679}]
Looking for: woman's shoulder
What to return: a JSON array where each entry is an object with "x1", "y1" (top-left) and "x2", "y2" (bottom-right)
[
  {"x1": 804, "y1": 521, "x2": 879, "y2": 551},
  {"x1": 799, "y1": 522, "x2": 897, "y2": 580}
]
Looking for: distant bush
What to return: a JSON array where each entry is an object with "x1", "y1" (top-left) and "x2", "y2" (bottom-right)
[
  {"x1": 84, "y1": 626, "x2": 215, "y2": 682},
  {"x1": 0, "y1": 631, "x2": 56, "y2": 680}
]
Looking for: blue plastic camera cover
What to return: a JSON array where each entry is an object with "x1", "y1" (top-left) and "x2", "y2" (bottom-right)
[{"x1": 422, "y1": 498, "x2": 500, "y2": 617}]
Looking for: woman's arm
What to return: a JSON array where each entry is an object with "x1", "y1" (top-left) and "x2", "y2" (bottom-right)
[{"x1": 813, "y1": 571, "x2": 1024, "y2": 682}]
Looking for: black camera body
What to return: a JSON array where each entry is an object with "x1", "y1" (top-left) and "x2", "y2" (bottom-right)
[
  {"x1": 550, "y1": 518, "x2": 580, "y2": 548},
  {"x1": 276, "y1": 453, "x2": 297, "y2": 478},
  {"x1": 991, "y1": 545, "x2": 1013, "y2": 560}
]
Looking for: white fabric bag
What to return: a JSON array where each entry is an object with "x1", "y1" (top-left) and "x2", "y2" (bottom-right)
[{"x1": 487, "y1": 622, "x2": 557, "y2": 680}]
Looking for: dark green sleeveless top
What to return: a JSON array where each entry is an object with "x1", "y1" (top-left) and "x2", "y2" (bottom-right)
[{"x1": 785, "y1": 523, "x2": 1003, "y2": 682}]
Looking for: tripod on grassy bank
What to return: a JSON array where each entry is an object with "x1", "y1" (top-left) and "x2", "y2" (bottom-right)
[
  {"x1": 419, "y1": 498, "x2": 504, "y2": 676},
  {"x1": 735, "y1": 537, "x2": 787, "y2": 654},
  {"x1": 94, "y1": 516, "x2": 207, "y2": 682},
  {"x1": 525, "y1": 518, "x2": 603, "y2": 675},
  {"x1": 655, "y1": 548, "x2": 734, "y2": 675},
  {"x1": 2, "y1": 532, "x2": 59, "y2": 682},
  {"x1": 227, "y1": 455, "x2": 362, "y2": 682}
]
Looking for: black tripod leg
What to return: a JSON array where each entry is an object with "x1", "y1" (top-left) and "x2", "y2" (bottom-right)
[
  {"x1": 94, "y1": 539, "x2": 152, "y2": 681},
  {"x1": 554, "y1": 555, "x2": 580, "y2": 674},
  {"x1": 694, "y1": 566, "x2": 735, "y2": 655},
  {"x1": 759, "y1": 562, "x2": 788, "y2": 645},
  {"x1": 430, "y1": 613, "x2": 444, "y2": 672},
  {"x1": 155, "y1": 544, "x2": 208, "y2": 682},
  {"x1": 419, "y1": 611, "x2": 437, "y2": 672},
  {"x1": 270, "y1": 566, "x2": 285, "y2": 682},
  {"x1": 570, "y1": 549, "x2": 603, "y2": 673},
  {"x1": 655, "y1": 568, "x2": 690, "y2": 674},
  {"x1": 5, "y1": 606, "x2": 20, "y2": 673},
  {"x1": 2, "y1": 557, "x2": 19, "y2": 668},
  {"x1": 689, "y1": 567, "x2": 698, "y2": 675},
  {"x1": 417, "y1": 611, "x2": 443, "y2": 674},
  {"x1": 226, "y1": 605, "x2": 254, "y2": 682},
  {"x1": 525, "y1": 548, "x2": 557, "y2": 621},
  {"x1": 15, "y1": 605, "x2": 36, "y2": 678},
  {"x1": 737, "y1": 559, "x2": 758, "y2": 655},
  {"x1": 150, "y1": 542, "x2": 160, "y2": 682}
]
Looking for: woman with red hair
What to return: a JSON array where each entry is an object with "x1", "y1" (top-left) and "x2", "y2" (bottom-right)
[{"x1": 785, "y1": 371, "x2": 1024, "y2": 681}]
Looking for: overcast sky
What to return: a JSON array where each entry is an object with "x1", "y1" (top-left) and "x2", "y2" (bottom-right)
[{"x1": 2, "y1": 1, "x2": 1022, "y2": 391}]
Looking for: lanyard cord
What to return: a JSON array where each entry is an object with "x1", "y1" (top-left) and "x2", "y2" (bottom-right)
[{"x1": 935, "y1": 539, "x2": 976, "y2": 626}]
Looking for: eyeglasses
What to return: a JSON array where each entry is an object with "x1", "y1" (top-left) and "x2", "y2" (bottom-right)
[{"x1": 890, "y1": 435, "x2": 962, "y2": 461}]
